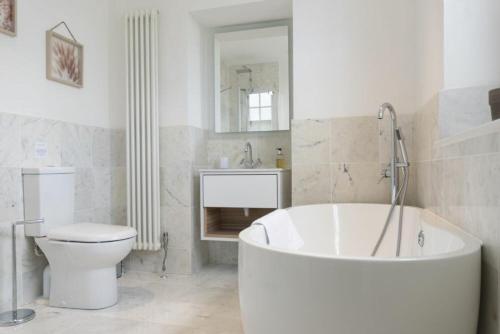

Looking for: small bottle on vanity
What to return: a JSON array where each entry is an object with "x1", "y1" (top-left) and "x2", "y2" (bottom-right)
[{"x1": 276, "y1": 148, "x2": 286, "y2": 169}]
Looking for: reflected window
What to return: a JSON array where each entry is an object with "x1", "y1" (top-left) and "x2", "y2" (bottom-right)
[{"x1": 248, "y1": 91, "x2": 273, "y2": 122}]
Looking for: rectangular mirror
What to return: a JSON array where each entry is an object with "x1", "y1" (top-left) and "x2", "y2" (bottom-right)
[{"x1": 214, "y1": 25, "x2": 291, "y2": 133}]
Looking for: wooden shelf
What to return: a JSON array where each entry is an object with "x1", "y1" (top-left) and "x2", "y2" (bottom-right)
[{"x1": 204, "y1": 207, "x2": 274, "y2": 240}]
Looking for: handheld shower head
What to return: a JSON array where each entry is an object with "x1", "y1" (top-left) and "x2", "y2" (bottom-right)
[{"x1": 395, "y1": 128, "x2": 409, "y2": 166}]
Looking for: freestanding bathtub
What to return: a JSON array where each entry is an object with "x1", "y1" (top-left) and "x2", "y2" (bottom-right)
[{"x1": 238, "y1": 204, "x2": 481, "y2": 334}]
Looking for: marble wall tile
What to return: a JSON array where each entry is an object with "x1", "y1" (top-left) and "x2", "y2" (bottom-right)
[
  {"x1": 331, "y1": 163, "x2": 390, "y2": 204},
  {"x1": 0, "y1": 168, "x2": 22, "y2": 223},
  {"x1": 439, "y1": 85, "x2": 496, "y2": 138},
  {"x1": 331, "y1": 117, "x2": 378, "y2": 163},
  {"x1": 0, "y1": 111, "x2": 126, "y2": 310},
  {"x1": 191, "y1": 128, "x2": 209, "y2": 165},
  {"x1": 92, "y1": 127, "x2": 111, "y2": 167},
  {"x1": 74, "y1": 168, "x2": 94, "y2": 211},
  {"x1": 20, "y1": 117, "x2": 62, "y2": 168},
  {"x1": 74, "y1": 208, "x2": 94, "y2": 224},
  {"x1": 208, "y1": 241, "x2": 238, "y2": 265},
  {"x1": 292, "y1": 119, "x2": 330, "y2": 165},
  {"x1": 110, "y1": 206, "x2": 127, "y2": 226},
  {"x1": 414, "y1": 98, "x2": 440, "y2": 162},
  {"x1": 160, "y1": 162, "x2": 192, "y2": 208},
  {"x1": 127, "y1": 125, "x2": 210, "y2": 274},
  {"x1": 291, "y1": 116, "x2": 411, "y2": 206},
  {"x1": 207, "y1": 131, "x2": 291, "y2": 168},
  {"x1": 92, "y1": 207, "x2": 112, "y2": 225},
  {"x1": 292, "y1": 164, "x2": 331, "y2": 205},
  {"x1": 413, "y1": 102, "x2": 500, "y2": 333},
  {"x1": 125, "y1": 248, "x2": 191, "y2": 275},
  {"x1": 191, "y1": 206, "x2": 208, "y2": 272},
  {"x1": 92, "y1": 167, "x2": 112, "y2": 210},
  {"x1": 159, "y1": 126, "x2": 194, "y2": 166},
  {"x1": 414, "y1": 162, "x2": 432, "y2": 208},
  {"x1": 110, "y1": 129, "x2": 126, "y2": 168},
  {"x1": 0, "y1": 113, "x2": 22, "y2": 168},
  {"x1": 161, "y1": 206, "x2": 192, "y2": 250},
  {"x1": 61, "y1": 123, "x2": 92, "y2": 168},
  {"x1": 111, "y1": 167, "x2": 127, "y2": 209}
]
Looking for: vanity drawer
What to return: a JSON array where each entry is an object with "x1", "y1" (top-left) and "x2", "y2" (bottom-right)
[{"x1": 202, "y1": 174, "x2": 278, "y2": 208}]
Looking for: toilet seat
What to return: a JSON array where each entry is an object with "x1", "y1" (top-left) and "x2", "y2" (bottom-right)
[{"x1": 47, "y1": 223, "x2": 137, "y2": 243}]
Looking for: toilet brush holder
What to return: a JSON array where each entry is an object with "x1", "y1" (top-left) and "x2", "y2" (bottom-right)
[{"x1": 0, "y1": 219, "x2": 44, "y2": 327}]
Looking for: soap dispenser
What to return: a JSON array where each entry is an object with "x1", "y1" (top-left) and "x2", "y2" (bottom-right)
[{"x1": 276, "y1": 148, "x2": 286, "y2": 169}]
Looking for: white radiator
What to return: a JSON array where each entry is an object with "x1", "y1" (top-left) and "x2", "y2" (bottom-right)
[{"x1": 125, "y1": 10, "x2": 161, "y2": 251}]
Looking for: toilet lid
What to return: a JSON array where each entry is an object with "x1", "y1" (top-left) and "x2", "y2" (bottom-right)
[{"x1": 47, "y1": 223, "x2": 137, "y2": 243}]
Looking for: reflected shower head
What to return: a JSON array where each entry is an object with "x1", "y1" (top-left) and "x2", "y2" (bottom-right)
[
  {"x1": 236, "y1": 65, "x2": 252, "y2": 74},
  {"x1": 236, "y1": 68, "x2": 252, "y2": 74}
]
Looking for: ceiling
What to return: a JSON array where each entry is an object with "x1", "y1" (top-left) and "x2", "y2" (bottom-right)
[{"x1": 190, "y1": 0, "x2": 292, "y2": 27}]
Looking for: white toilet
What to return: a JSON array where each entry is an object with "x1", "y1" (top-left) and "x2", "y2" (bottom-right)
[{"x1": 22, "y1": 167, "x2": 137, "y2": 310}]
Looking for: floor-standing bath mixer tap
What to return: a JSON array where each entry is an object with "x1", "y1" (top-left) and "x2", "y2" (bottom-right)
[
  {"x1": 378, "y1": 103, "x2": 399, "y2": 203},
  {"x1": 372, "y1": 103, "x2": 410, "y2": 257}
]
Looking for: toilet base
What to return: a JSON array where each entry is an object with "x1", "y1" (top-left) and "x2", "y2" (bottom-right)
[
  {"x1": 49, "y1": 267, "x2": 118, "y2": 309},
  {"x1": 34, "y1": 236, "x2": 134, "y2": 310}
]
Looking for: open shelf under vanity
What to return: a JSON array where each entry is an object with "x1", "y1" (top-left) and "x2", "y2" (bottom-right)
[
  {"x1": 199, "y1": 169, "x2": 291, "y2": 242},
  {"x1": 204, "y1": 207, "x2": 275, "y2": 239}
]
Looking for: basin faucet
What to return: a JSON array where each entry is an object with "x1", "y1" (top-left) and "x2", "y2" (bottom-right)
[{"x1": 240, "y1": 142, "x2": 262, "y2": 169}]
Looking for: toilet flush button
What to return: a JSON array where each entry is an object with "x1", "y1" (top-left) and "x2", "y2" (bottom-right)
[{"x1": 35, "y1": 142, "x2": 48, "y2": 159}]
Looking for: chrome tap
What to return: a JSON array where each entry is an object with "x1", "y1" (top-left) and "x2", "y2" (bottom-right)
[
  {"x1": 378, "y1": 103, "x2": 399, "y2": 203},
  {"x1": 240, "y1": 142, "x2": 262, "y2": 169},
  {"x1": 372, "y1": 103, "x2": 410, "y2": 257}
]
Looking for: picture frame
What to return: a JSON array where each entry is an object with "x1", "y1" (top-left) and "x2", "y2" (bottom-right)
[
  {"x1": 0, "y1": 0, "x2": 16, "y2": 37},
  {"x1": 46, "y1": 30, "x2": 84, "y2": 88}
]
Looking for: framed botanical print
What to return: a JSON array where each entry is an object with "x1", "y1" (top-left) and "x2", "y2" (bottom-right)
[
  {"x1": 46, "y1": 31, "x2": 84, "y2": 88},
  {"x1": 0, "y1": 0, "x2": 16, "y2": 36}
]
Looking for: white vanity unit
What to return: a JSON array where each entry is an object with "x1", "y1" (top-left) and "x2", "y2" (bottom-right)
[{"x1": 199, "y1": 169, "x2": 291, "y2": 242}]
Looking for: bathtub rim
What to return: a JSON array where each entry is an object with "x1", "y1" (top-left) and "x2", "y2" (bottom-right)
[{"x1": 238, "y1": 203, "x2": 482, "y2": 263}]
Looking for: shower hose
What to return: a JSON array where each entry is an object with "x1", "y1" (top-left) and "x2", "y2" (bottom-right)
[{"x1": 371, "y1": 166, "x2": 409, "y2": 257}]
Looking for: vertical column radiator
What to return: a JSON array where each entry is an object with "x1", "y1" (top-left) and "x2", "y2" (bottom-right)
[{"x1": 125, "y1": 10, "x2": 160, "y2": 251}]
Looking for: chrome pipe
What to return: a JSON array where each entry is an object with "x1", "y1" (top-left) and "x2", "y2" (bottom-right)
[
  {"x1": 378, "y1": 103, "x2": 399, "y2": 203},
  {"x1": 372, "y1": 104, "x2": 410, "y2": 258},
  {"x1": 0, "y1": 219, "x2": 44, "y2": 327}
]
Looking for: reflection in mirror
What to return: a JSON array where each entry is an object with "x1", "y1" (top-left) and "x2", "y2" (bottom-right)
[{"x1": 214, "y1": 26, "x2": 290, "y2": 133}]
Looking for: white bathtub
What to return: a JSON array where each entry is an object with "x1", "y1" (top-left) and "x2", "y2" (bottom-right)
[{"x1": 238, "y1": 204, "x2": 481, "y2": 334}]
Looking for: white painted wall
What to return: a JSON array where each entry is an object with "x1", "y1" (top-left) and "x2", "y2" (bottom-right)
[
  {"x1": 108, "y1": 0, "x2": 211, "y2": 129},
  {"x1": 293, "y1": 0, "x2": 417, "y2": 119},
  {"x1": 0, "y1": 0, "x2": 113, "y2": 128},
  {"x1": 444, "y1": 0, "x2": 500, "y2": 89},
  {"x1": 415, "y1": 0, "x2": 444, "y2": 107},
  {"x1": 108, "y1": 0, "x2": 292, "y2": 129}
]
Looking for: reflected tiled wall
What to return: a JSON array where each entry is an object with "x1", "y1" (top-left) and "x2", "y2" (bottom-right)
[
  {"x1": 0, "y1": 112, "x2": 125, "y2": 312},
  {"x1": 291, "y1": 116, "x2": 415, "y2": 206},
  {"x1": 414, "y1": 100, "x2": 500, "y2": 334}
]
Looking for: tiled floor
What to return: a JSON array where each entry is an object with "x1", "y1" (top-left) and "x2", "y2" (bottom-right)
[{"x1": 3, "y1": 265, "x2": 243, "y2": 334}]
